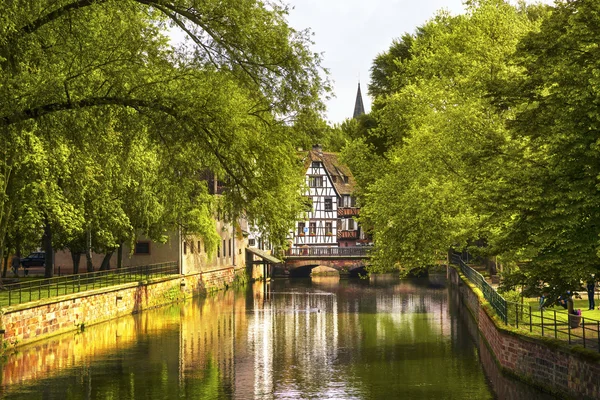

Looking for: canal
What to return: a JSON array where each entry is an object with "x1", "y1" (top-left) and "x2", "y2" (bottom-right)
[{"x1": 1, "y1": 275, "x2": 556, "y2": 399}]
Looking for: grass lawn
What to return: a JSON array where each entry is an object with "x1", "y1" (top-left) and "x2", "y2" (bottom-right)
[
  {"x1": 523, "y1": 297, "x2": 600, "y2": 320},
  {"x1": 504, "y1": 297, "x2": 600, "y2": 349}
]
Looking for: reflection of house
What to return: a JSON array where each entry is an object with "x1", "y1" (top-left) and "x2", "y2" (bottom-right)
[{"x1": 291, "y1": 145, "x2": 365, "y2": 249}]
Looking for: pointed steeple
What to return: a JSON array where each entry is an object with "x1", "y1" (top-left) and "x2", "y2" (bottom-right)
[{"x1": 353, "y1": 82, "x2": 365, "y2": 119}]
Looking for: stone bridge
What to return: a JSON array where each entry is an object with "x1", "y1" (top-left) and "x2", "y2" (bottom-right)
[{"x1": 278, "y1": 247, "x2": 371, "y2": 278}]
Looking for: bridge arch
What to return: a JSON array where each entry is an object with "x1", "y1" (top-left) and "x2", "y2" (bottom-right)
[
  {"x1": 348, "y1": 265, "x2": 368, "y2": 278},
  {"x1": 289, "y1": 264, "x2": 319, "y2": 278}
]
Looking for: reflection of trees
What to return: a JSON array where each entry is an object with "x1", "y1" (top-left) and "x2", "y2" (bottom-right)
[
  {"x1": 332, "y1": 281, "x2": 491, "y2": 398},
  {"x1": 1, "y1": 277, "x2": 503, "y2": 399},
  {"x1": 0, "y1": 289, "x2": 249, "y2": 399}
]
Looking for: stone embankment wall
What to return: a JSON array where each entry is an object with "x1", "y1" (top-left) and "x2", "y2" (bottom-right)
[
  {"x1": 449, "y1": 266, "x2": 600, "y2": 400},
  {"x1": 1, "y1": 266, "x2": 244, "y2": 348}
]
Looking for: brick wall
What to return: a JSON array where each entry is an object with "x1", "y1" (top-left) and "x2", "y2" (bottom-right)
[
  {"x1": 450, "y1": 266, "x2": 600, "y2": 399},
  {"x1": 1, "y1": 267, "x2": 244, "y2": 348}
]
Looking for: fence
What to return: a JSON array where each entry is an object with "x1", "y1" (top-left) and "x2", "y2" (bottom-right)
[
  {"x1": 451, "y1": 254, "x2": 508, "y2": 323},
  {"x1": 451, "y1": 254, "x2": 600, "y2": 352},
  {"x1": 509, "y1": 300, "x2": 600, "y2": 351},
  {"x1": 0, "y1": 262, "x2": 179, "y2": 307}
]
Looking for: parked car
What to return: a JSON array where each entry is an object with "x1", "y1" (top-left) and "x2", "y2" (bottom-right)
[{"x1": 21, "y1": 252, "x2": 45, "y2": 268}]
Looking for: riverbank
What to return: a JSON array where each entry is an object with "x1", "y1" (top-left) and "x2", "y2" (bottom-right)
[
  {"x1": 0, "y1": 266, "x2": 249, "y2": 350},
  {"x1": 449, "y1": 265, "x2": 600, "y2": 400}
]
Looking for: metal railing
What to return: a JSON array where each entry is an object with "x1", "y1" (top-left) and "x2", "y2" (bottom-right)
[
  {"x1": 451, "y1": 254, "x2": 600, "y2": 352},
  {"x1": 0, "y1": 262, "x2": 178, "y2": 307},
  {"x1": 451, "y1": 254, "x2": 508, "y2": 323},
  {"x1": 287, "y1": 246, "x2": 371, "y2": 257},
  {"x1": 509, "y1": 302, "x2": 600, "y2": 352}
]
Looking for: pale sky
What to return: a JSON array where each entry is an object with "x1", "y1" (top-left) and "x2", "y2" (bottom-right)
[{"x1": 285, "y1": 0, "x2": 554, "y2": 124}]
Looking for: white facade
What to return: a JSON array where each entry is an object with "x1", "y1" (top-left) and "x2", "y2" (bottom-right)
[{"x1": 293, "y1": 160, "x2": 339, "y2": 248}]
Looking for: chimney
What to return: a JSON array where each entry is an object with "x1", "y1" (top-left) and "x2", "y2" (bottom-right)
[{"x1": 312, "y1": 144, "x2": 323, "y2": 155}]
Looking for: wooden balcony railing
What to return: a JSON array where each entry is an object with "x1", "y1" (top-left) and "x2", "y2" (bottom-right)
[
  {"x1": 337, "y1": 230, "x2": 359, "y2": 239},
  {"x1": 338, "y1": 207, "x2": 360, "y2": 217},
  {"x1": 287, "y1": 247, "x2": 371, "y2": 257}
]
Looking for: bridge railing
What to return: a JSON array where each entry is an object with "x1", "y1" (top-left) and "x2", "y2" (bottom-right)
[{"x1": 286, "y1": 246, "x2": 371, "y2": 257}]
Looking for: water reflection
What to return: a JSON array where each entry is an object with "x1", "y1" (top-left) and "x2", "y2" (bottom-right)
[{"x1": 0, "y1": 276, "x2": 555, "y2": 399}]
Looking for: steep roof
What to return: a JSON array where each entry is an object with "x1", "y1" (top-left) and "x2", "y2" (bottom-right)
[
  {"x1": 304, "y1": 146, "x2": 356, "y2": 195},
  {"x1": 353, "y1": 82, "x2": 365, "y2": 119}
]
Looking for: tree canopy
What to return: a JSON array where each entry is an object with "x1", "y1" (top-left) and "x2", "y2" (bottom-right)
[
  {"x1": 347, "y1": 0, "x2": 600, "y2": 298},
  {"x1": 0, "y1": 0, "x2": 327, "y2": 276}
]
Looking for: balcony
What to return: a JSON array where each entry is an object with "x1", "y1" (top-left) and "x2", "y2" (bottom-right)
[
  {"x1": 337, "y1": 230, "x2": 359, "y2": 240},
  {"x1": 338, "y1": 207, "x2": 359, "y2": 217}
]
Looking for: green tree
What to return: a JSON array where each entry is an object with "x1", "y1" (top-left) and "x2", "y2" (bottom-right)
[
  {"x1": 368, "y1": 33, "x2": 415, "y2": 100},
  {"x1": 0, "y1": 0, "x2": 326, "y2": 277},
  {"x1": 489, "y1": 0, "x2": 600, "y2": 297},
  {"x1": 356, "y1": 0, "x2": 542, "y2": 273}
]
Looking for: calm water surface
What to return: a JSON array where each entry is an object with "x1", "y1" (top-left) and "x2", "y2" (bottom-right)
[{"x1": 0, "y1": 275, "x2": 555, "y2": 399}]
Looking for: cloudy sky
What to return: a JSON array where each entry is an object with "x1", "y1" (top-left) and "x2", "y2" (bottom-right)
[{"x1": 285, "y1": 0, "x2": 553, "y2": 124}]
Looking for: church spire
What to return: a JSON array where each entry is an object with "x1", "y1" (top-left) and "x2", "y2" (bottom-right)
[{"x1": 353, "y1": 82, "x2": 365, "y2": 119}]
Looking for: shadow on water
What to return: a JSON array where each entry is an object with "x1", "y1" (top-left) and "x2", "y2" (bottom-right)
[{"x1": 449, "y1": 285, "x2": 558, "y2": 400}]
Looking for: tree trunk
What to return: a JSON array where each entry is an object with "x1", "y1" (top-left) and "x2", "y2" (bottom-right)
[
  {"x1": 0, "y1": 203, "x2": 13, "y2": 284},
  {"x1": 2, "y1": 254, "x2": 7, "y2": 278},
  {"x1": 86, "y1": 228, "x2": 94, "y2": 272},
  {"x1": 99, "y1": 250, "x2": 114, "y2": 271},
  {"x1": 71, "y1": 251, "x2": 81, "y2": 274},
  {"x1": 117, "y1": 242, "x2": 123, "y2": 269},
  {"x1": 0, "y1": 233, "x2": 6, "y2": 288},
  {"x1": 43, "y1": 216, "x2": 53, "y2": 278},
  {"x1": 1, "y1": 234, "x2": 8, "y2": 278}
]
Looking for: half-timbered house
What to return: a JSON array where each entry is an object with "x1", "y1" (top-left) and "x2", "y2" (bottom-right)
[{"x1": 292, "y1": 145, "x2": 365, "y2": 249}]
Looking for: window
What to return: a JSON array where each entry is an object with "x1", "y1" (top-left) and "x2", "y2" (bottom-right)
[
  {"x1": 348, "y1": 219, "x2": 355, "y2": 230},
  {"x1": 309, "y1": 222, "x2": 317, "y2": 235},
  {"x1": 249, "y1": 238, "x2": 256, "y2": 246},
  {"x1": 332, "y1": 176, "x2": 337, "y2": 183},
  {"x1": 198, "y1": 241, "x2": 201, "y2": 253},
  {"x1": 343, "y1": 175, "x2": 349, "y2": 183},
  {"x1": 183, "y1": 241, "x2": 187, "y2": 255},
  {"x1": 190, "y1": 241, "x2": 195, "y2": 253},
  {"x1": 298, "y1": 222, "x2": 305, "y2": 236},
  {"x1": 343, "y1": 195, "x2": 351, "y2": 207},
  {"x1": 324, "y1": 197, "x2": 332, "y2": 211},
  {"x1": 229, "y1": 239, "x2": 232, "y2": 257},
  {"x1": 223, "y1": 239, "x2": 227, "y2": 257},
  {"x1": 311, "y1": 161, "x2": 320, "y2": 168},
  {"x1": 351, "y1": 196, "x2": 357, "y2": 207},
  {"x1": 309, "y1": 176, "x2": 323, "y2": 187},
  {"x1": 135, "y1": 241, "x2": 151, "y2": 255},
  {"x1": 325, "y1": 222, "x2": 333, "y2": 235},
  {"x1": 217, "y1": 245, "x2": 220, "y2": 258}
]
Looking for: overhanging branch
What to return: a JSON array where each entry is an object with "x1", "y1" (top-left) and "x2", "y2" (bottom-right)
[{"x1": 1, "y1": 97, "x2": 177, "y2": 126}]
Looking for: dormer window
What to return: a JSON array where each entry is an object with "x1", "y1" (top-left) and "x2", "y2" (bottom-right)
[{"x1": 343, "y1": 175, "x2": 349, "y2": 183}]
